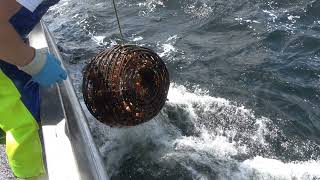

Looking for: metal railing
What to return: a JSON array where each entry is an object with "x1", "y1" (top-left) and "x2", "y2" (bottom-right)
[{"x1": 42, "y1": 21, "x2": 109, "y2": 180}]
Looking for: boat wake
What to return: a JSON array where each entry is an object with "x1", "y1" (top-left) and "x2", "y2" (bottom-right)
[{"x1": 84, "y1": 84, "x2": 320, "y2": 180}]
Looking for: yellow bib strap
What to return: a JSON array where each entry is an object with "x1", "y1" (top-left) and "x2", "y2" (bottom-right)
[{"x1": 0, "y1": 70, "x2": 45, "y2": 178}]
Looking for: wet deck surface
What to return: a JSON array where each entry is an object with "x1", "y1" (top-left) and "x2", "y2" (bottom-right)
[{"x1": 0, "y1": 144, "x2": 15, "y2": 179}]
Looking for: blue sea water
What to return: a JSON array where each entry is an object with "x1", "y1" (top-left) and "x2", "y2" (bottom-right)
[{"x1": 44, "y1": 0, "x2": 320, "y2": 179}]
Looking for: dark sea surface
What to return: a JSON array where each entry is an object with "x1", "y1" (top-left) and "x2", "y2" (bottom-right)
[{"x1": 44, "y1": 0, "x2": 320, "y2": 179}]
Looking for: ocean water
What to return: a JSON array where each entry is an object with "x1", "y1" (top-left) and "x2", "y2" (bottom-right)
[{"x1": 44, "y1": 0, "x2": 320, "y2": 179}]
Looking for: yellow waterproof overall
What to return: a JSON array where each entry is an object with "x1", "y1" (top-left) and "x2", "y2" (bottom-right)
[
  {"x1": 0, "y1": 0, "x2": 60, "y2": 177},
  {"x1": 0, "y1": 70, "x2": 44, "y2": 177}
]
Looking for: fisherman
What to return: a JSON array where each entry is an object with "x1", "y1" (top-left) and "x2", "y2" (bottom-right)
[{"x1": 0, "y1": 0, "x2": 66, "y2": 178}]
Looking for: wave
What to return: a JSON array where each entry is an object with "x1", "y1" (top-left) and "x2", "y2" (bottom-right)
[{"x1": 84, "y1": 84, "x2": 320, "y2": 179}]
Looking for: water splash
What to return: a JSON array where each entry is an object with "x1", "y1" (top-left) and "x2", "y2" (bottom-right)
[
  {"x1": 234, "y1": 157, "x2": 320, "y2": 179},
  {"x1": 85, "y1": 84, "x2": 320, "y2": 179},
  {"x1": 184, "y1": 1, "x2": 213, "y2": 19}
]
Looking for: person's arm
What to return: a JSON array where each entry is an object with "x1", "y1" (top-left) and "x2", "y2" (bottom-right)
[
  {"x1": 0, "y1": 0, "x2": 67, "y2": 86},
  {"x1": 0, "y1": 0, "x2": 35, "y2": 66}
]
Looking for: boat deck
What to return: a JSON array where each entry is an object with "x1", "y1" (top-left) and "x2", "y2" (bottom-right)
[{"x1": 0, "y1": 144, "x2": 14, "y2": 179}]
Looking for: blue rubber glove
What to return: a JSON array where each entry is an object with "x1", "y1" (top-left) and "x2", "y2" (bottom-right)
[
  {"x1": 20, "y1": 50, "x2": 67, "y2": 87},
  {"x1": 32, "y1": 53, "x2": 67, "y2": 86}
]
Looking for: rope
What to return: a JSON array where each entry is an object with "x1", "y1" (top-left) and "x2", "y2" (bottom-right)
[{"x1": 112, "y1": 0, "x2": 125, "y2": 42}]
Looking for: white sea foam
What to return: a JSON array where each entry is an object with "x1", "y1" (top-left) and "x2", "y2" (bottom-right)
[
  {"x1": 287, "y1": 15, "x2": 300, "y2": 22},
  {"x1": 159, "y1": 35, "x2": 178, "y2": 57},
  {"x1": 85, "y1": 83, "x2": 320, "y2": 179},
  {"x1": 137, "y1": 0, "x2": 165, "y2": 14},
  {"x1": 234, "y1": 157, "x2": 320, "y2": 179},
  {"x1": 132, "y1": 36, "x2": 143, "y2": 41},
  {"x1": 184, "y1": 1, "x2": 213, "y2": 18},
  {"x1": 92, "y1": 35, "x2": 105, "y2": 45},
  {"x1": 173, "y1": 132, "x2": 239, "y2": 158},
  {"x1": 263, "y1": 10, "x2": 278, "y2": 22},
  {"x1": 159, "y1": 44, "x2": 176, "y2": 57},
  {"x1": 166, "y1": 84, "x2": 320, "y2": 179}
]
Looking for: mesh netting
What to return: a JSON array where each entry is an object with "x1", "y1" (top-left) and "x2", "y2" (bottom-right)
[{"x1": 82, "y1": 45, "x2": 170, "y2": 127}]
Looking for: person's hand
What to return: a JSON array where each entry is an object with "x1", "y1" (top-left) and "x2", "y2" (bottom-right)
[
  {"x1": 20, "y1": 49, "x2": 67, "y2": 87},
  {"x1": 32, "y1": 53, "x2": 67, "y2": 86}
]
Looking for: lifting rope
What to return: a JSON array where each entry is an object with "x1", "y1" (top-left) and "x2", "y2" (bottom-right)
[{"x1": 112, "y1": 0, "x2": 125, "y2": 42}]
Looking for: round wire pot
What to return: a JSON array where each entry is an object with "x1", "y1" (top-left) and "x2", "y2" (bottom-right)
[{"x1": 82, "y1": 45, "x2": 170, "y2": 127}]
